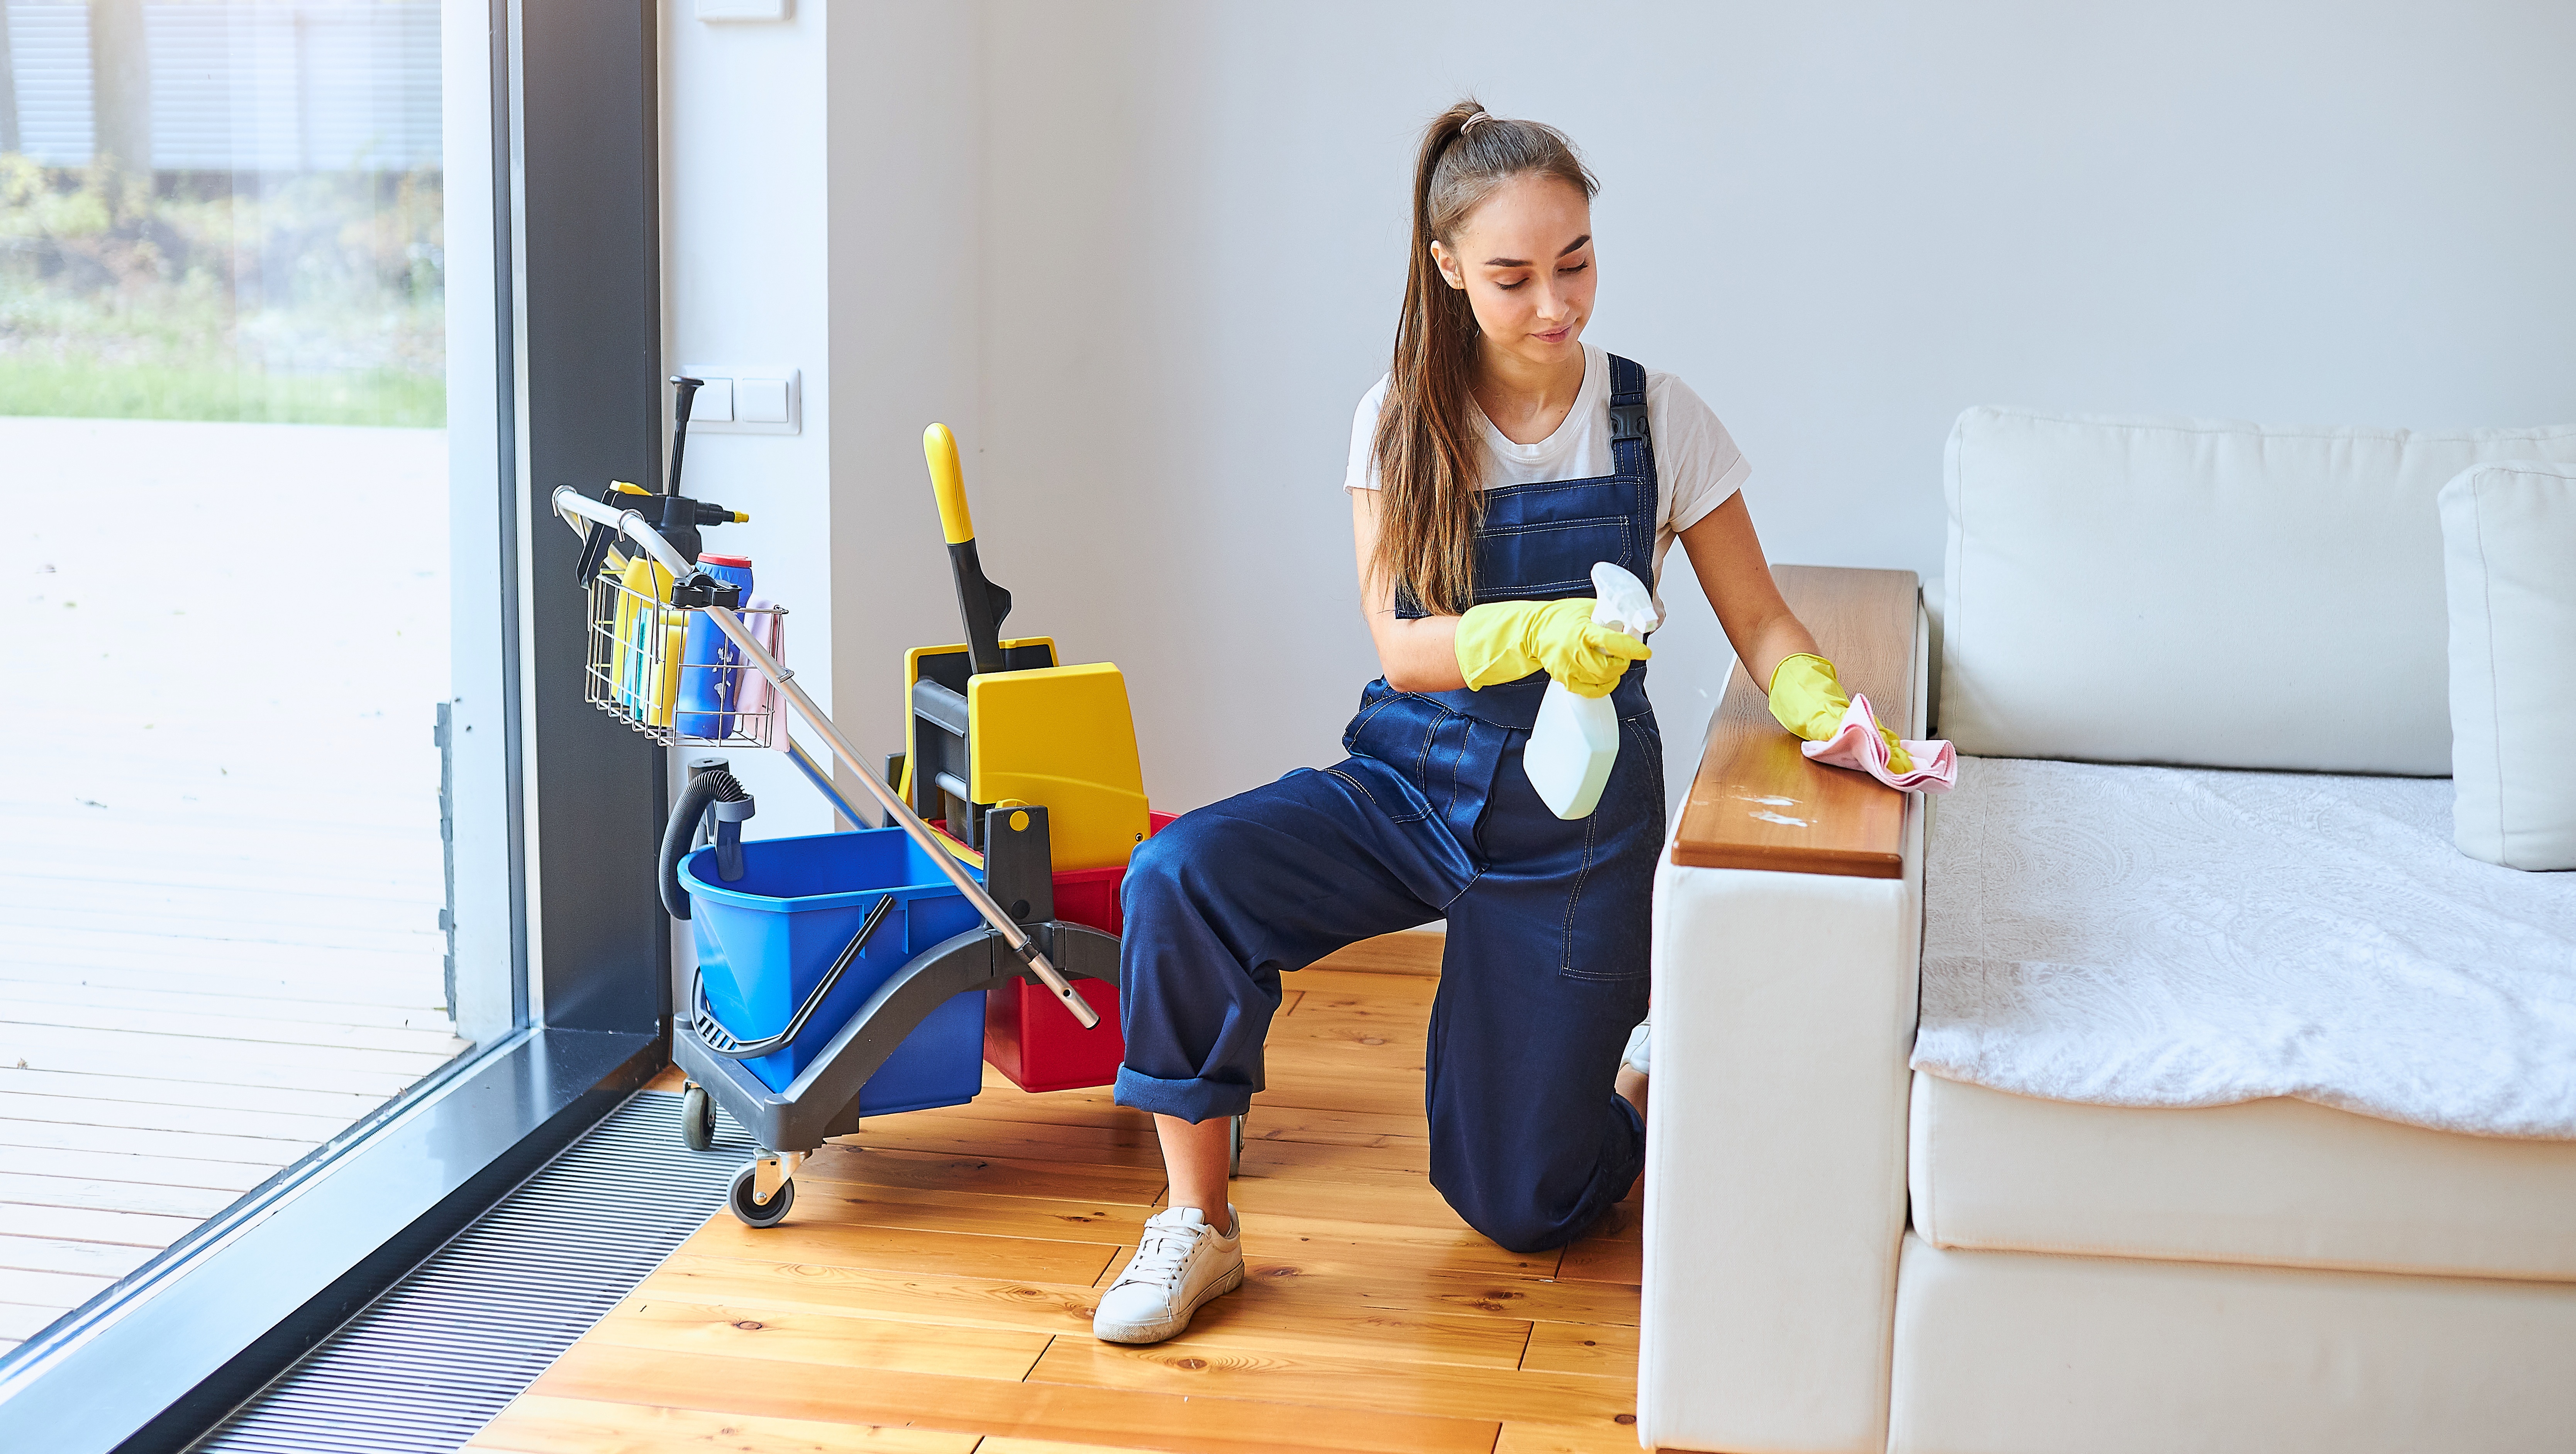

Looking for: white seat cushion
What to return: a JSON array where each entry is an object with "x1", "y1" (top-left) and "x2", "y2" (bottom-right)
[
  {"x1": 1910, "y1": 1073, "x2": 2576, "y2": 1282},
  {"x1": 1915, "y1": 756, "x2": 2576, "y2": 1138},
  {"x1": 1890, "y1": 1235, "x2": 2576, "y2": 1454},
  {"x1": 1940, "y1": 407, "x2": 2576, "y2": 774},
  {"x1": 2441, "y1": 460, "x2": 2576, "y2": 870}
]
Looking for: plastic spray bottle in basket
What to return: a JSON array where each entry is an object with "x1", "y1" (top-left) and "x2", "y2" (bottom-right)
[{"x1": 676, "y1": 554, "x2": 756, "y2": 737}]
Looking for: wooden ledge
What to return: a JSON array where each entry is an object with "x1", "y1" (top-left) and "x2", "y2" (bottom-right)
[{"x1": 1671, "y1": 565, "x2": 1921, "y2": 879}]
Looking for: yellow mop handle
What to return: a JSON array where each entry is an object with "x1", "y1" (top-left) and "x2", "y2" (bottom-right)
[{"x1": 923, "y1": 424, "x2": 975, "y2": 545}]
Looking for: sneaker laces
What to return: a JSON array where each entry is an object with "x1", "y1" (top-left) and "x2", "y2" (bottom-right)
[{"x1": 1112, "y1": 1212, "x2": 1209, "y2": 1293}]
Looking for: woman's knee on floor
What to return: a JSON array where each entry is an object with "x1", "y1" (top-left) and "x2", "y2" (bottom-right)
[
  {"x1": 1443, "y1": 1174, "x2": 1614, "y2": 1254},
  {"x1": 1432, "y1": 1095, "x2": 1643, "y2": 1254}
]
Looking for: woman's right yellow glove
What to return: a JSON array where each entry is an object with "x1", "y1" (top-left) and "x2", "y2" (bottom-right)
[
  {"x1": 1454, "y1": 598, "x2": 1651, "y2": 698},
  {"x1": 1768, "y1": 653, "x2": 1913, "y2": 773}
]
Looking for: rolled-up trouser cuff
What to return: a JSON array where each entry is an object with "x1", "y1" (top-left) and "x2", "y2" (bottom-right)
[{"x1": 1114, "y1": 1065, "x2": 1252, "y2": 1123}]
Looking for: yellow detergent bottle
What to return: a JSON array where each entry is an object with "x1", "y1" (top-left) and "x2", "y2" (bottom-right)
[
  {"x1": 613, "y1": 552, "x2": 676, "y2": 718},
  {"x1": 646, "y1": 606, "x2": 686, "y2": 727}
]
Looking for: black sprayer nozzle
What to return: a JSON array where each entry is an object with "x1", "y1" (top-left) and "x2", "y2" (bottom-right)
[{"x1": 667, "y1": 376, "x2": 704, "y2": 497}]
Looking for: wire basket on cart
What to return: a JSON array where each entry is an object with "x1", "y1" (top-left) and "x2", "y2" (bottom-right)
[{"x1": 583, "y1": 561, "x2": 786, "y2": 748}]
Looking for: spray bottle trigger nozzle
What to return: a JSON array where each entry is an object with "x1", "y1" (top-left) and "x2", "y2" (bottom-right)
[{"x1": 1588, "y1": 562, "x2": 1660, "y2": 640}]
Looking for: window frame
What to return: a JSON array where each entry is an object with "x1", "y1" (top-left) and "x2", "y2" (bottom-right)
[{"x1": 0, "y1": 5, "x2": 675, "y2": 1447}]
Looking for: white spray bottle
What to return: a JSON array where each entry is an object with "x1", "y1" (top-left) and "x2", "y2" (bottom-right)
[{"x1": 1524, "y1": 562, "x2": 1661, "y2": 819}]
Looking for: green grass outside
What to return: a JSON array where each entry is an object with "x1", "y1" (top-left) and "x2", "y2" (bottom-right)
[
  {"x1": 0, "y1": 357, "x2": 444, "y2": 427},
  {"x1": 2, "y1": 159, "x2": 447, "y2": 429}
]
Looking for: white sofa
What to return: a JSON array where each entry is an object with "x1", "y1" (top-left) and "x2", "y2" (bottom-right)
[{"x1": 1639, "y1": 408, "x2": 2576, "y2": 1454}]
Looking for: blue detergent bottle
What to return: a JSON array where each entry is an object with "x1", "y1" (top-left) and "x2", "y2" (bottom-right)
[{"x1": 676, "y1": 553, "x2": 756, "y2": 738}]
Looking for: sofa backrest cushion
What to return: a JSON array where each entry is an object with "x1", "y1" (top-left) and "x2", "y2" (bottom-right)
[
  {"x1": 2442, "y1": 461, "x2": 2576, "y2": 871},
  {"x1": 1940, "y1": 407, "x2": 2576, "y2": 775}
]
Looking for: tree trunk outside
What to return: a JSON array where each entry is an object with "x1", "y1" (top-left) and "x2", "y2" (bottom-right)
[
  {"x1": 89, "y1": 0, "x2": 152, "y2": 171},
  {"x1": 0, "y1": 2, "x2": 22, "y2": 155}
]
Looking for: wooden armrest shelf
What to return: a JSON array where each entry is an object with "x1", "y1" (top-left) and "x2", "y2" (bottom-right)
[{"x1": 1670, "y1": 565, "x2": 1921, "y2": 879}]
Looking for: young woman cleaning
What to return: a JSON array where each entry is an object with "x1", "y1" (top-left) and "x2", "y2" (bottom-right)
[{"x1": 1090, "y1": 101, "x2": 1905, "y2": 1346}]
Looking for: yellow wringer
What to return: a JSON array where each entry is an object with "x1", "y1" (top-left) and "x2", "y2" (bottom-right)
[{"x1": 897, "y1": 424, "x2": 1151, "y2": 1090}]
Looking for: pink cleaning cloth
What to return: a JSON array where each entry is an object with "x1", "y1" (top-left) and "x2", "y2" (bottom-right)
[
  {"x1": 730, "y1": 596, "x2": 783, "y2": 743},
  {"x1": 1802, "y1": 692, "x2": 1956, "y2": 793}
]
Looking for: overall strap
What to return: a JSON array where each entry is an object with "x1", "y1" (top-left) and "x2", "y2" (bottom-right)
[{"x1": 1605, "y1": 354, "x2": 1659, "y2": 524}]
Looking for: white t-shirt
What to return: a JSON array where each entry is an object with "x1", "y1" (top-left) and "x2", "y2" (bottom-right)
[{"x1": 1343, "y1": 343, "x2": 1750, "y2": 608}]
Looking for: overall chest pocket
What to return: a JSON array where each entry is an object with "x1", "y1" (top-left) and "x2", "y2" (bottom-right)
[
  {"x1": 1473, "y1": 517, "x2": 1634, "y2": 598},
  {"x1": 1469, "y1": 475, "x2": 1644, "y2": 599}
]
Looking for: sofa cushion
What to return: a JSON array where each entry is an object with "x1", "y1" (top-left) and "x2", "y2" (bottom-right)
[
  {"x1": 1940, "y1": 407, "x2": 2576, "y2": 774},
  {"x1": 2442, "y1": 461, "x2": 2576, "y2": 871},
  {"x1": 1910, "y1": 1074, "x2": 2576, "y2": 1282},
  {"x1": 1890, "y1": 1236, "x2": 2576, "y2": 1454},
  {"x1": 1915, "y1": 756, "x2": 2576, "y2": 1139}
]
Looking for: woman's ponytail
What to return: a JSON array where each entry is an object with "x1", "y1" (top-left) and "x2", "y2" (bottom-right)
[{"x1": 1368, "y1": 100, "x2": 1596, "y2": 616}]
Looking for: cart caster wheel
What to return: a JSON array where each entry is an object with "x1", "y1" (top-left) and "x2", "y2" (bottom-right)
[
  {"x1": 680, "y1": 1086, "x2": 715, "y2": 1152},
  {"x1": 728, "y1": 1164, "x2": 795, "y2": 1228}
]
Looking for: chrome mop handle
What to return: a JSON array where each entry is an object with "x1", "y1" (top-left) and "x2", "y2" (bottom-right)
[{"x1": 551, "y1": 487, "x2": 1100, "y2": 1030}]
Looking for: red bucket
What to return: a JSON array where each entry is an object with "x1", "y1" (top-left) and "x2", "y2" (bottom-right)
[{"x1": 982, "y1": 810, "x2": 1174, "y2": 1093}]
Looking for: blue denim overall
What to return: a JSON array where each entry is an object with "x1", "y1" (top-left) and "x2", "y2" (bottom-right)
[{"x1": 1115, "y1": 356, "x2": 1664, "y2": 1252}]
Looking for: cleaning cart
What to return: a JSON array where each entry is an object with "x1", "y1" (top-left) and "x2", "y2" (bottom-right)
[{"x1": 555, "y1": 392, "x2": 1228, "y2": 1228}]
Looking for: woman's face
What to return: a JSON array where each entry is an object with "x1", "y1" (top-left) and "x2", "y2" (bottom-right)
[{"x1": 1432, "y1": 174, "x2": 1596, "y2": 373}]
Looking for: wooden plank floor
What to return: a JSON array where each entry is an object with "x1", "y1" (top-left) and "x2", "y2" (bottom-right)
[
  {"x1": 0, "y1": 419, "x2": 470, "y2": 1351},
  {"x1": 470, "y1": 933, "x2": 1652, "y2": 1454}
]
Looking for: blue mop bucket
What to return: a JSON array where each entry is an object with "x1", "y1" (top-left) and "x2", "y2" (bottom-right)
[{"x1": 680, "y1": 826, "x2": 986, "y2": 1106}]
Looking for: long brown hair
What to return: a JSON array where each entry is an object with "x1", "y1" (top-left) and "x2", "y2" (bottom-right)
[{"x1": 1369, "y1": 100, "x2": 1598, "y2": 615}]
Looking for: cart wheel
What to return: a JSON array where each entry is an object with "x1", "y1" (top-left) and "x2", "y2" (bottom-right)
[
  {"x1": 1229, "y1": 1113, "x2": 1245, "y2": 1177},
  {"x1": 680, "y1": 1085, "x2": 715, "y2": 1152},
  {"x1": 728, "y1": 1163, "x2": 795, "y2": 1228}
]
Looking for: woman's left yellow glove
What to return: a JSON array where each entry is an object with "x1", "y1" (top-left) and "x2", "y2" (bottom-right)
[{"x1": 1768, "y1": 653, "x2": 1913, "y2": 773}]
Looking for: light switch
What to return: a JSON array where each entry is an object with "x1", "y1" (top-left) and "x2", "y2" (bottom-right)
[
  {"x1": 737, "y1": 377, "x2": 790, "y2": 424},
  {"x1": 690, "y1": 376, "x2": 734, "y2": 423},
  {"x1": 675, "y1": 365, "x2": 798, "y2": 434}
]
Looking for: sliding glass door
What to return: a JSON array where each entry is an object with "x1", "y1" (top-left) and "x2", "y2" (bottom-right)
[{"x1": 0, "y1": 0, "x2": 511, "y2": 1355}]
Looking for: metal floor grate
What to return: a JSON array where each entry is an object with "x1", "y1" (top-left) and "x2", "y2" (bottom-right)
[{"x1": 190, "y1": 1090, "x2": 743, "y2": 1454}]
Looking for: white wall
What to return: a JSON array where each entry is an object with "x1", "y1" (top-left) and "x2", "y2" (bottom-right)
[
  {"x1": 821, "y1": 2, "x2": 985, "y2": 808},
  {"x1": 661, "y1": 0, "x2": 985, "y2": 836},
  {"x1": 659, "y1": 0, "x2": 837, "y2": 835},
  {"x1": 673, "y1": 0, "x2": 2576, "y2": 817}
]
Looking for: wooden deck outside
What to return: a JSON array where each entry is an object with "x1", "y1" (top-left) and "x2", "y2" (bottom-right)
[
  {"x1": 470, "y1": 933, "x2": 1650, "y2": 1454},
  {"x1": 0, "y1": 418, "x2": 468, "y2": 1352}
]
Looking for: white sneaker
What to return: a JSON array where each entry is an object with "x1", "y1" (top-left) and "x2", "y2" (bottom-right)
[
  {"x1": 1622, "y1": 1020, "x2": 1651, "y2": 1076},
  {"x1": 1092, "y1": 1205, "x2": 1244, "y2": 1345}
]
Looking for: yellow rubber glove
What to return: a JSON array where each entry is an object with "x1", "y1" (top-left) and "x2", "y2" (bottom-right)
[
  {"x1": 1767, "y1": 653, "x2": 1915, "y2": 773},
  {"x1": 1454, "y1": 598, "x2": 1652, "y2": 699}
]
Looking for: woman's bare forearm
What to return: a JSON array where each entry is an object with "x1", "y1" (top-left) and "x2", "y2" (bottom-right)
[
  {"x1": 1368, "y1": 611, "x2": 1468, "y2": 692},
  {"x1": 1678, "y1": 494, "x2": 1819, "y2": 689},
  {"x1": 1351, "y1": 491, "x2": 1469, "y2": 691},
  {"x1": 1739, "y1": 611, "x2": 1820, "y2": 692}
]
